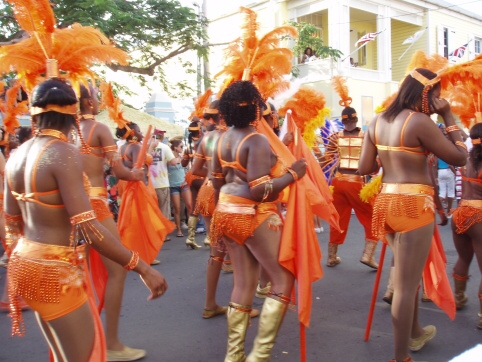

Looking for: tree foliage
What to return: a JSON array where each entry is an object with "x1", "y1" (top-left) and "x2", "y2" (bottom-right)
[
  {"x1": 290, "y1": 21, "x2": 343, "y2": 61},
  {"x1": 0, "y1": 0, "x2": 209, "y2": 98}
]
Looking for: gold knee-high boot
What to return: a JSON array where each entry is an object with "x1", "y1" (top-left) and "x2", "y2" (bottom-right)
[
  {"x1": 246, "y1": 297, "x2": 288, "y2": 362},
  {"x1": 185, "y1": 215, "x2": 201, "y2": 249},
  {"x1": 360, "y1": 240, "x2": 378, "y2": 269},
  {"x1": 453, "y1": 272, "x2": 469, "y2": 310},
  {"x1": 225, "y1": 303, "x2": 251, "y2": 362}
]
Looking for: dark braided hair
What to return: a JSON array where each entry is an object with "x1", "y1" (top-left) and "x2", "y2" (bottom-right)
[
  {"x1": 469, "y1": 123, "x2": 482, "y2": 170},
  {"x1": 30, "y1": 78, "x2": 78, "y2": 130},
  {"x1": 384, "y1": 68, "x2": 439, "y2": 123},
  {"x1": 219, "y1": 81, "x2": 262, "y2": 128}
]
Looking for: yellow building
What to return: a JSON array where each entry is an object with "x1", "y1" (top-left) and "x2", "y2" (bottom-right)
[{"x1": 204, "y1": 0, "x2": 482, "y2": 126}]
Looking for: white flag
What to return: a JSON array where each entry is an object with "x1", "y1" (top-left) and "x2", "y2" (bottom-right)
[
  {"x1": 402, "y1": 29, "x2": 426, "y2": 45},
  {"x1": 355, "y1": 31, "x2": 383, "y2": 46}
]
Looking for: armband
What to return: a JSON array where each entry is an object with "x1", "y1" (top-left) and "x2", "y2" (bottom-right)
[
  {"x1": 70, "y1": 210, "x2": 103, "y2": 245},
  {"x1": 124, "y1": 251, "x2": 140, "y2": 271},
  {"x1": 445, "y1": 125, "x2": 460, "y2": 133},
  {"x1": 261, "y1": 179, "x2": 273, "y2": 202},
  {"x1": 103, "y1": 145, "x2": 118, "y2": 153},
  {"x1": 454, "y1": 141, "x2": 467, "y2": 151},
  {"x1": 248, "y1": 175, "x2": 271, "y2": 188},
  {"x1": 193, "y1": 153, "x2": 206, "y2": 160}
]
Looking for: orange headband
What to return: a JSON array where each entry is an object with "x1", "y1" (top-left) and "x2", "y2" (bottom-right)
[
  {"x1": 342, "y1": 113, "x2": 357, "y2": 119},
  {"x1": 472, "y1": 138, "x2": 481, "y2": 145},
  {"x1": 410, "y1": 69, "x2": 440, "y2": 87},
  {"x1": 188, "y1": 125, "x2": 200, "y2": 131},
  {"x1": 262, "y1": 103, "x2": 272, "y2": 116},
  {"x1": 30, "y1": 104, "x2": 78, "y2": 116},
  {"x1": 204, "y1": 108, "x2": 219, "y2": 114}
]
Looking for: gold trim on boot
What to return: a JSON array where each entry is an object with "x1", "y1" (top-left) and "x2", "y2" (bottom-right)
[
  {"x1": 224, "y1": 303, "x2": 251, "y2": 362},
  {"x1": 245, "y1": 297, "x2": 288, "y2": 362},
  {"x1": 327, "y1": 243, "x2": 341, "y2": 267},
  {"x1": 453, "y1": 272, "x2": 469, "y2": 310},
  {"x1": 360, "y1": 240, "x2": 379, "y2": 269},
  {"x1": 383, "y1": 267, "x2": 394, "y2": 305},
  {"x1": 186, "y1": 215, "x2": 202, "y2": 249}
]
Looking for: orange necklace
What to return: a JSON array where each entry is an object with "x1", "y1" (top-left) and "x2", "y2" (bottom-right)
[{"x1": 37, "y1": 129, "x2": 69, "y2": 143}]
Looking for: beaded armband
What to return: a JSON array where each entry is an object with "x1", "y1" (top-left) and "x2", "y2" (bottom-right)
[
  {"x1": 124, "y1": 251, "x2": 140, "y2": 271},
  {"x1": 248, "y1": 175, "x2": 271, "y2": 188},
  {"x1": 70, "y1": 210, "x2": 103, "y2": 245},
  {"x1": 211, "y1": 172, "x2": 225, "y2": 179},
  {"x1": 445, "y1": 125, "x2": 460, "y2": 133},
  {"x1": 5, "y1": 213, "x2": 23, "y2": 256},
  {"x1": 455, "y1": 141, "x2": 468, "y2": 151}
]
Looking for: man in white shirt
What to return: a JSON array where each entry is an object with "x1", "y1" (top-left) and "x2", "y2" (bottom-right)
[{"x1": 150, "y1": 129, "x2": 178, "y2": 236}]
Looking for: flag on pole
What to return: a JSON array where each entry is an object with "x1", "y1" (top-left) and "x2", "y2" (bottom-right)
[
  {"x1": 402, "y1": 29, "x2": 426, "y2": 45},
  {"x1": 355, "y1": 31, "x2": 383, "y2": 46},
  {"x1": 449, "y1": 43, "x2": 468, "y2": 58}
]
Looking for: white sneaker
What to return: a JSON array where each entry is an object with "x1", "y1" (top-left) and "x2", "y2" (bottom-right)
[
  {"x1": 196, "y1": 227, "x2": 206, "y2": 234},
  {"x1": 181, "y1": 222, "x2": 188, "y2": 230},
  {"x1": 314, "y1": 228, "x2": 321, "y2": 234}
]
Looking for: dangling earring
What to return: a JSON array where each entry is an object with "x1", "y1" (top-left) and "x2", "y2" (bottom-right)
[{"x1": 132, "y1": 136, "x2": 138, "y2": 142}]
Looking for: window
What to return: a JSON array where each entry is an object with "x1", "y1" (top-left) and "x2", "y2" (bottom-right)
[
  {"x1": 443, "y1": 27, "x2": 449, "y2": 58},
  {"x1": 475, "y1": 38, "x2": 481, "y2": 55}
]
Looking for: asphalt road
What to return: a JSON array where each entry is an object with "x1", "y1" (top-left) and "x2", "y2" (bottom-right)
[{"x1": 1, "y1": 215, "x2": 481, "y2": 362}]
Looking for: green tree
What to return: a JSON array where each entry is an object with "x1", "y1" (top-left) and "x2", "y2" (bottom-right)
[
  {"x1": 290, "y1": 21, "x2": 343, "y2": 61},
  {"x1": 0, "y1": 0, "x2": 210, "y2": 98}
]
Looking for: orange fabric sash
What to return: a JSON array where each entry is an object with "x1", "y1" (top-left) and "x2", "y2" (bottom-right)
[{"x1": 117, "y1": 179, "x2": 175, "y2": 264}]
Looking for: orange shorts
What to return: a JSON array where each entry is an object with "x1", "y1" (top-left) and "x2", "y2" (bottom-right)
[
  {"x1": 452, "y1": 199, "x2": 482, "y2": 234},
  {"x1": 211, "y1": 193, "x2": 282, "y2": 245},
  {"x1": 372, "y1": 183, "x2": 435, "y2": 239},
  {"x1": 89, "y1": 187, "x2": 112, "y2": 222},
  {"x1": 8, "y1": 239, "x2": 88, "y2": 333}
]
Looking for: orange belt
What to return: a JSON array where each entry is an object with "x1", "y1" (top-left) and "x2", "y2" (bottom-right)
[{"x1": 381, "y1": 183, "x2": 434, "y2": 196}]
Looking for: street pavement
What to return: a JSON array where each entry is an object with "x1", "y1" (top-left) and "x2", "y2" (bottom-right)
[{"x1": 1, "y1": 215, "x2": 481, "y2": 362}]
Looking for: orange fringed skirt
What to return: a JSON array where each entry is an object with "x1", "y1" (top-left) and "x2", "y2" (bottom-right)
[
  {"x1": 451, "y1": 199, "x2": 482, "y2": 234},
  {"x1": 372, "y1": 183, "x2": 435, "y2": 239},
  {"x1": 211, "y1": 193, "x2": 282, "y2": 245},
  {"x1": 89, "y1": 187, "x2": 112, "y2": 222},
  {"x1": 194, "y1": 180, "x2": 216, "y2": 217}
]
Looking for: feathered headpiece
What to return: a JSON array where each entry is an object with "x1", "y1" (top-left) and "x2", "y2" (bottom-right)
[
  {"x1": 215, "y1": 7, "x2": 297, "y2": 100},
  {"x1": 332, "y1": 75, "x2": 357, "y2": 120},
  {"x1": 189, "y1": 89, "x2": 213, "y2": 120},
  {"x1": 0, "y1": 0, "x2": 129, "y2": 92},
  {"x1": 406, "y1": 51, "x2": 482, "y2": 117},
  {"x1": 0, "y1": 82, "x2": 28, "y2": 134},
  {"x1": 99, "y1": 82, "x2": 133, "y2": 139},
  {"x1": 277, "y1": 87, "x2": 330, "y2": 148},
  {"x1": 374, "y1": 92, "x2": 397, "y2": 114}
]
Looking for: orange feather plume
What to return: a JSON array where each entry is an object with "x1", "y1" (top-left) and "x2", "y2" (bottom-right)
[
  {"x1": 0, "y1": 1, "x2": 129, "y2": 92},
  {"x1": 189, "y1": 89, "x2": 213, "y2": 120},
  {"x1": 215, "y1": 7, "x2": 297, "y2": 100},
  {"x1": 98, "y1": 82, "x2": 131, "y2": 130},
  {"x1": 0, "y1": 83, "x2": 28, "y2": 134},
  {"x1": 331, "y1": 76, "x2": 351, "y2": 107}
]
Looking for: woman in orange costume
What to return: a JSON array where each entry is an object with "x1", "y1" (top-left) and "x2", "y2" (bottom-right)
[
  {"x1": 451, "y1": 122, "x2": 482, "y2": 328},
  {"x1": 78, "y1": 84, "x2": 149, "y2": 361},
  {"x1": 5, "y1": 78, "x2": 168, "y2": 362},
  {"x1": 116, "y1": 121, "x2": 175, "y2": 264},
  {"x1": 359, "y1": 68, "x2": 466, "y2": 362},
  {"x1": 211, "y1": 81, "x2": 306, "y2": 361}
]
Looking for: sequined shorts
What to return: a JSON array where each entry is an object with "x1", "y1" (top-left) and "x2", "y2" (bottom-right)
[
  {"x1": 211, "y1": 193, "x2": 282, "y2": 245},
  {"x1": 452, "y1": 199, "x2": 482, "y2": 234},
  {"x1": 372, "y1": 183, "x2": 435, "y2": 239}
]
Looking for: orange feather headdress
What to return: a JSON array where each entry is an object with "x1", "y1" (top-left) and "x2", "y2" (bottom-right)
[
  {"x1": 189, "y1": 89, "x2": 213, "y2": 120},
  {"x1": 215, "y1": 7, "x2": 297, "y2": 100},
  {"x1": 406, "y1": 51, "x2": 482, "y2": 124},
  {"x1": 0, "y1": 0, "x2": 129, "y2": 93},
  {"x1": 99, "y1": 82, "x2": 133, "y2": 139},
  {"x1": 0, "y1": 82, "x2": 29, "y2": 135},
  {"x1": 278, "y1": 87, "x2": 330, "y2": 148}
]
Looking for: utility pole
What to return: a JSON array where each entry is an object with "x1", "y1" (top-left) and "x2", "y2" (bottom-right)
[{"x1": 193, "y1": 2, "x2": 202, "y2": 95}]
